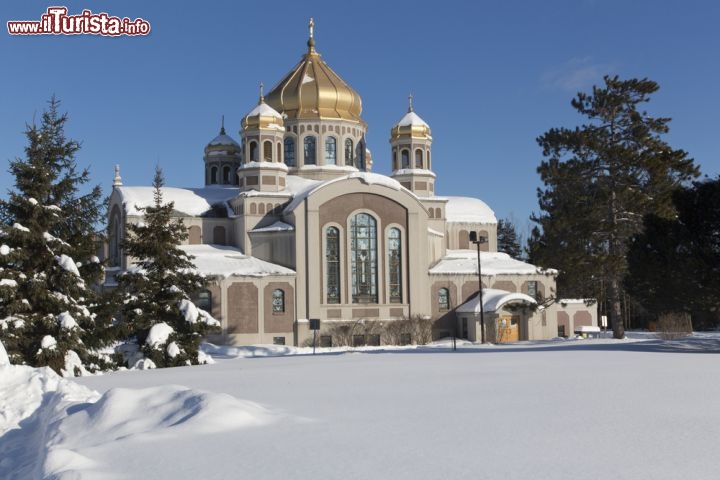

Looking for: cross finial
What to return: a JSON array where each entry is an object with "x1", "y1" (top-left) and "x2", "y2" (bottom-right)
[
  {"x1": 220, "y1": 115, "x2": 226, "y2": 135},
  {"x1": 307, "y1": 17, "x2": 316, "y2": 52},
  {"x1": 408, "y1": 93, "x2": 414, "y2": 112},
  {"x1": 259, "y1": 82, "x2": 264, "y2": 104}
]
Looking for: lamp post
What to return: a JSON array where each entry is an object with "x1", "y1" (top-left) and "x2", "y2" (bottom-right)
[{"x1": 469, "y1": 231, "x2": 487, "y2": 343}]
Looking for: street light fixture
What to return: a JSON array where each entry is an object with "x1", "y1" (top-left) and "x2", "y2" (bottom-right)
[{"x1": 469, "y1": 231, "x2": 487, "y2": 343}]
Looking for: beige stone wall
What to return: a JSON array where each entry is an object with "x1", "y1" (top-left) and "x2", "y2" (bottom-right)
[
  {"x1": 263, "y1": 282, "x2": 295, "y2": 333},
  {"x1": 227, "y1": 283, "x2": 258, "y2": 334}
]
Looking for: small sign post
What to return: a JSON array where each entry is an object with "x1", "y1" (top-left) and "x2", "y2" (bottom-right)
[
  {"x1": 309, "y1": 319, "x2": 320, "y2": 355},
  {"x1": 601, "y1": 315, "x2": 608, "y2": 337}
]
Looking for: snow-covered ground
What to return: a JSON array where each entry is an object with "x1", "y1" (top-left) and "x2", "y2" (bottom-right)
[{"x1": 2, "y1": 333, "x2": 720, "y2": 479}]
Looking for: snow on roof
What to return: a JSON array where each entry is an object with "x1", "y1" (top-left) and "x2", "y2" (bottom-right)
[
  {"x1": 251, "y1": 221, "x2": 294, "y2": 233},
  {"x1": 456, "y1": 288, "x2": 537, "y2": 313},
  {"x1": 245, "y1": 102, "x2": 282, "y2": 119},
  {"x1": 208, "y1": 133, "x2": 239, "y2": 147},
  {"x1": 393, "y1": 168, "x2": 437, "y2": 178},
  {"x1": 444, "y1": 196, "x2": 497, "y2": 224},
  {"x1": 117, "y1": 186, "x2": 239, "y2": 216},
  {"x1": 181, "y1": 244, "x2": 294, "y2": 278},
  {"x1": 396, "y1": 110, "x2": 429, "y2": 127},
  {"x1": 283, "y1": 171, "x2": 406, "y2": 213},
  {"x1": 429, "y1": 250, "x2": 558, "y2": 276},
  {"x1": 239, "y1": 161, "x2": 289, "y2": 172}
]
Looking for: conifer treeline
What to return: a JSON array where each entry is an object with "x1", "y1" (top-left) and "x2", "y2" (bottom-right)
[{"x1": 0, "y1": 98, "x2": 217, "y2": 376}]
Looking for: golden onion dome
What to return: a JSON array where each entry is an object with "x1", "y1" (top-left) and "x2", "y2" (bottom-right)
[
  {"x1": 390, "y1": 95, "x2": 432, "y2": 141},
  {"x1": 242, "y1": 85, "x2": 285, "y2": 132},
  {"x1": 265, "y1": 18, "x2": 363, "y2": 122}
]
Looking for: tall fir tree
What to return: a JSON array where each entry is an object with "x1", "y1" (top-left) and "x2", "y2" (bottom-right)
[
  {"x1": 625, "y1": 176, "x2": 720, "y2": 329},
  {"x1": 497, "y1": 218, "x2": 523, "y2": 260},
  {"x1": 115, "y1": 166, "x2": 219, "y2": 368},
  {"x1": 0, "y1": 97, "x2": 111, "y2": 374},
  {"x1": 530, "y1": 76, "x2": 698, "y2": 338}
]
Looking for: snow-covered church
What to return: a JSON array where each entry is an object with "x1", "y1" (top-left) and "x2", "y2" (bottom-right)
[{"x1": 106, "y1": 20, "x2": 597, "y2": 346}]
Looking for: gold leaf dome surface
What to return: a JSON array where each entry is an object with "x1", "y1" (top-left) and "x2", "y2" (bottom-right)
[{"x1": 265, "y1": 22, "x2": 362, "y2": 122}]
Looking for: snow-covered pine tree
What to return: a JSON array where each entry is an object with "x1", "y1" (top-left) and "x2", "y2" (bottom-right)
[
  {"x1": 115, "y1": 166, "x2": 219, "y2": 368},
  {"x1": 0, "y1": 97, "x2": 111, "y2": 375}
]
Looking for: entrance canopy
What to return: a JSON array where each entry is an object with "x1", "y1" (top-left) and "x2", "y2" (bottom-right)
[{"x1": 456, "y1": 288, "x2": 537, "y2": 314}]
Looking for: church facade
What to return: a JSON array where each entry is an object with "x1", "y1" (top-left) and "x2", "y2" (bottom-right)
[{"x1": 106, "y1": 21, "x2": 597, "y2": 347}]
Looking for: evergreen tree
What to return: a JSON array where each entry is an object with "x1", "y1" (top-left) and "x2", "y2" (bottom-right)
[
  {"x1": 531, "y1": 76, "x2": 699, "y2": 338},
  {"x1": 0, "y1": 97, "x2": 111, "y2": 374},
  {"x1": 497, "y1": 218, "x2": 523, "y2": 260},
  {"x1": 115, "y1": 166, "x2": 219, "y2": 368},
  {"x1": 625, "y1": 176, "x2": 720, "y2": 329}
]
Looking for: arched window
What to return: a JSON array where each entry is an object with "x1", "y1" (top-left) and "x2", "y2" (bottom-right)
[
  {"x1": 388, "y1": 228, "x2": 402, "y2": 303},
  {"x1": 415, "y1": 149, "x2": 423, "y2": 168},
  {"x1": 393, "y1": 149, "x2": 398, "y2": 170},
  {"x1": 304, "y1": 136, "x2": 316, "y2": 165},
  {"x1": 344, "y1": 139, "x2": 354, "y2": 166},
  {"x1": 401, "y1": 149, "x2": 410, "y2": 168},
  {"x1": 326, "y1": 226, "x2": 340, "y2": 304},
  {"x1": 210, "y1": 166, "x2": 218, "y2": 184},
  {"x1": 357, "y1": 142, "x2": 366, "y2": 171},
  {"x1": 249, "y1": 141, "x2": 258, "y2": 162},
  {"x1": 222, "y1": 166, "x2": 230, "y2": 184},
  {"x1": 325, "y1": 137, "x2": 337, "y2": 165},
  {"x1": 272, "y1": 289, "x2": 285, "y2": 313},
  {"x1": 284, "y1": 138, "x2": 296, "y2": 166},
  {"x1": 438, "y1": 288, "x2": 450, "y2": 310},
  {"x1": 277, "y1": 142, "x2": 282, "y2": 163},
  {"x1": 263, "y1": 141, "x2": 273, "y2": 161},
  {"x1": 195, "y1": 290, "x2": 212, "y2": 312},
  {"x1": 351, "y1": 213, "x2": 377, "y2": 303}
]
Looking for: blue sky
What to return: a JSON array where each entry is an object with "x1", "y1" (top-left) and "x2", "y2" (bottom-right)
[{"x1": 2, "y1": 1, "x2": 718, "y2": 239}]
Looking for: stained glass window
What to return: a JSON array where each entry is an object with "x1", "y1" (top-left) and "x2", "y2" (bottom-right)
[
  {"x1": 272, "y1": 289, "x2": 285, "y2": 313},
  {"x1": 388, "y1": 228, "x2": 402, "y2": 303},
  {"x1": 325, "y1": 137, "x2": 337, "y2": 165},
  {"x1": 351, "y1": 213, "x2": 377, "y2": 303},
  {"x1": 304, "y1": 136, "x2": 316, "y2": 165},
  {"x1": 344, "y1": 139, "x2": 353, "y2": 166},
  {"x1": 326, "y1": 227, "x2": 340, "y2": 304},
  {"x1": 284, "y1": 138, "x2": 296, "y2": 166}
]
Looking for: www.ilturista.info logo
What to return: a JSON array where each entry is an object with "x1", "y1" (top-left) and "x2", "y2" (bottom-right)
[{"x1": 7, "y1": 7, "x2": 150, "y2": 36}]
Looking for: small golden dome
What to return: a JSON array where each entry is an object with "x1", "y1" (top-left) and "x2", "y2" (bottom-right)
[
  {"x1": 242, "y1": 83, "x2": 285, "y2": 132},
  {"x1": 265, "y1": 18, "x2": 363, "y2": 122},
  {"x1": 390, "y1": 95, "x2": 432, "y2": 141}
]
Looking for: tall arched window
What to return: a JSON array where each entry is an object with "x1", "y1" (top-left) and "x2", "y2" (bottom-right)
[
  {"x1": 438, "y1": 288, "x2": 450, "y2": 310},
  {"x1": 304, "y1": 136, "x2": 316, "y2": 165},
  {"x1": 326, "y1": 226, "x2": 340, "y2": 304},
  {"x1": 351, "y1": 213, "x2": 377, "y2": 303},
  {"x1": 357, "y1": 142, "x2": 366, "y2": 171},
  {"x1": 284, "y1": 138, "x2": 296, "y2": 166},
  {"x1": 249, "y1": 141, "x2": 258, "y2": 162},
  {"x1": 263, "y1": 141, "x2": 273, "y2": 161},
  {"x1": 222, "y1": 166, "x2": 230, "y2": 184},
  {"x1": 401, "y1": 149, "x2": 410, "y2": 168},
  {"x1": 415, "y1": 149, "x2": 423, "y2": 168},
  {"x1": 325, "y1": 137, "x2": 337, "y2": 165},
  {"x1": 344, "y1": 138, "x2": 354, "y2": 166},
  {"x1": 272, "y1": 289, "x2": 285, "y2": 313},
  {"x1": 210, "y1": 166, "x2": 218, "y2": 184},
  {"x1": 388, "y1": 228, "x2": 402, "y2": 303}
]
